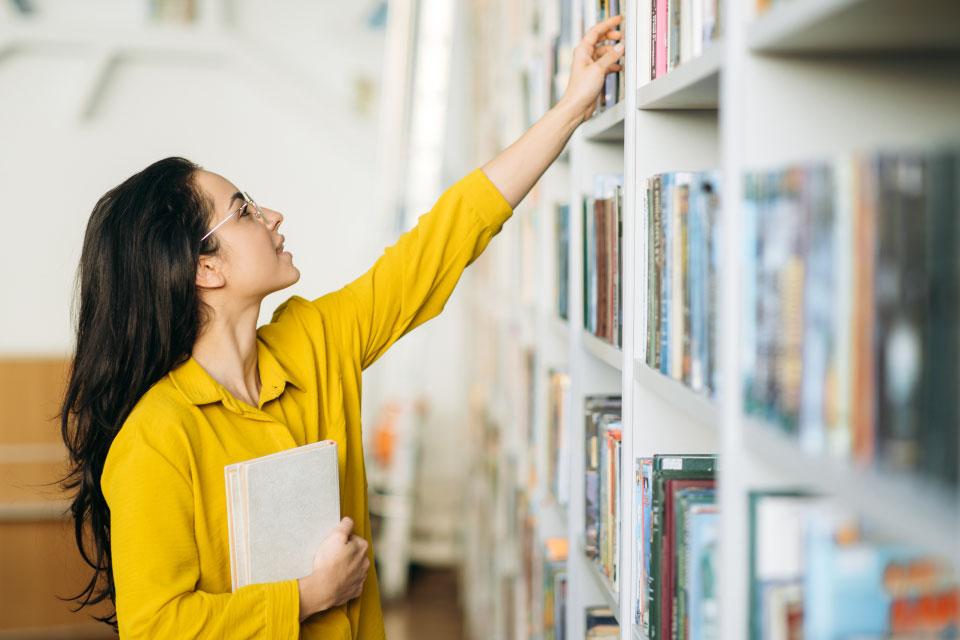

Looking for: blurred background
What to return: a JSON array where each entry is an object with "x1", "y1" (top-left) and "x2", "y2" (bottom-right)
[{"x1": 0, "y1": 0, "x2": 495, "y2": 637}]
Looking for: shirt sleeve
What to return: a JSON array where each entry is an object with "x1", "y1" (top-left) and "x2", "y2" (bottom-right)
[
  {"x1": 316, "y1": 167, "x2": 513, "y2": 370},
  {"x1": 102, "y1": 428, "x2": 302, "y2": 639}
]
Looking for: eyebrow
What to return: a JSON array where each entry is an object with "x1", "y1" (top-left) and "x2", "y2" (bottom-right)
[{"x1": 227, "y1": 191, "x2": 244, "y2": 211}]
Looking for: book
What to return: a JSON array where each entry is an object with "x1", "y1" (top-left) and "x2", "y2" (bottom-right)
[
  {"x1": 224, "y1": 440, "x2": 340, "y2": 590},
  {"x1": 636, "y1": 457, "x2": 654, "y2": 634},
  {"x1": 685, "y1": 504, "x2": 719, "y2": 640},
  {"x1": 674, "y1": 490, "x2": 716, "y2": 640},
  {"x1": 557, "y1": 203, "x2": 571, "y2": 321}
]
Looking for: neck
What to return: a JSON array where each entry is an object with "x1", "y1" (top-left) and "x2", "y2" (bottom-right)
[{"x1": 191, "y1": 299, "x2": 263, "y2": 407}]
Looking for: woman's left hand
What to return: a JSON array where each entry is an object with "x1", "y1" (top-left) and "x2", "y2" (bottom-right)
[{"x1": 558, "y1": 15, "x2": 625, "y2": 124}]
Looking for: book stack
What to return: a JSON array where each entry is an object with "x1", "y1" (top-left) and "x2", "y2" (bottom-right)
[
  {"x1": 635, "y1": 454, "x2": 718, "y2": 640},
  {"x1": 542, "y1": 537, "x2": 569, "y2": 640},
  {"x1": 742, "y1": 147, "x2": 960, "y2": 492},
  {"x1": 546, "y1": 370, "x2": 572, "y2": 506},
  {"x1": 648, "y1": 0, "x2": 721, "y2": 81},
  {"x1": 584, "y1": 396, "x2": 623, "y2": 593},
  {"x1": 584, "y1": 175, "x2": 625, "y2": 348},
  {"x1": 750, "y1": 493, "x2": 960, "y2": 638},
  {"x1": 586, "y1": 606, "x2": 619, "y2": 638},
  {"x1": 642, "y1": 172, "x2": 722, "y2": 396},
  {"x1": 557, "y1": 204, "x2": 571, "y2": 321}
]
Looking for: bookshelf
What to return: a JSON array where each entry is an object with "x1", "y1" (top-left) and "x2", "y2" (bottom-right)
[
  {"x1": 464, "y1": 0, "x2": 960, "y2": 639},
  {"x1": 636, "y1": 42, "x2": 722, "y2": 110}
]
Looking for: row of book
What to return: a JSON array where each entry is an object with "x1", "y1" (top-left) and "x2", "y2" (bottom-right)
[
  {"x1": 635, "y1": 455, "x2": 718, "y2": 640},
  {"x1": 642, "y1": 171, "x2": 722, "y2": 396},
  {"x1": 648, "y1": 0, "x2": 721, "y2": 81},
  {"x1": 584, "y1": 396, "x2": 623, "y2": 594},
  {"x1": 751, "y1": 493, "x2": 959, "y2": 638},
  {"x1": 584, "y1": 175, "x2": 625, "y2": 347},
  {"x1": 742, "y1": 148, "x2": 959, "y2": 491}
]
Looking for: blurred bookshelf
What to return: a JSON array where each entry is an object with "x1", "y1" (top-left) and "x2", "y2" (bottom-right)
[{"x1": 464, "y1": 0, "x2": 960, "y2": 639}]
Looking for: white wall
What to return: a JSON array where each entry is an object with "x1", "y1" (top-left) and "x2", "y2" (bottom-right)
[{"x1": 0, "y1": 0, "x2": 388, "y2": 356}]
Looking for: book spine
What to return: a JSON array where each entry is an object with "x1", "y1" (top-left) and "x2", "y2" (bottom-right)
[
  {"x1": 656, "y1": 0, "x2": 669, "y2": 78},
  {"x1": 650, "y1": 0, "x2": 658, "y2": 81}
]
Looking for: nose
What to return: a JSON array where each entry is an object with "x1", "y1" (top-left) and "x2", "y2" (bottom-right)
[{"x1": 264, "y1": 207, "x2": 283, "y2": 229}]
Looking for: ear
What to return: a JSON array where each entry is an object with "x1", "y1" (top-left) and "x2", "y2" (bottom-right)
[{"x1": 196, "y1": 254, "x2": 227, "y2": 290}]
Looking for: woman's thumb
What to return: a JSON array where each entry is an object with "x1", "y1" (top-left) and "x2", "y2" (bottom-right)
[{"x1": 338, "y1": 517, "x2": 354, "y2": 534}]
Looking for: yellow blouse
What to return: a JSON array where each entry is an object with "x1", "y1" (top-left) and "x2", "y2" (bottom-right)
[{"x1": 101, "y1": 168, "x2": 513, "y2": 639}]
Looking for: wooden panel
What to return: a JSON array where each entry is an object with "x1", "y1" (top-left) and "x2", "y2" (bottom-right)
[
  {"x1": 0, "y1": 358, "x2": 70, "y2": 445},
  {"x1": 0, "y1": 520, "x2": 115, "y2": 631},
  {"x1": 0, "y1": 459, "x2": 72, "y2": 503}
]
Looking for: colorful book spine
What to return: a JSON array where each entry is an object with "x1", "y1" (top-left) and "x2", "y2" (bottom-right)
[{"x1": 742, "y1": 147, "x2": 960, "y2": 491}]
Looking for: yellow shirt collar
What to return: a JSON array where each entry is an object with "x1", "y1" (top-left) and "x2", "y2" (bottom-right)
[{"x1": 168, "y1": 338, "x2": 304, "y2": 407}]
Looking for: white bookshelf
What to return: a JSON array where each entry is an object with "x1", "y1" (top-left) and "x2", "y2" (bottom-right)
[
  {"x1": 464, "y1": 0, "x2": 960, "y2": 639},
  {"x1": 636, "y1": 42, "x2": 723, "y2": 109},
  {"x1": 747, "y1": 0, "x2": 960, "y2": 52}
]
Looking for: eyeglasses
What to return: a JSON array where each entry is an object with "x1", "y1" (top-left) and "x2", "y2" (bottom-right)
[{"x1": 201, "y1": 191, "x2": 265, "y2": 242}]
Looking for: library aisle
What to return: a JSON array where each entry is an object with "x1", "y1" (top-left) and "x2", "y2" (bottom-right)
[{"x1": 460, "y1": 0, "x2": 960, "y2": 639}]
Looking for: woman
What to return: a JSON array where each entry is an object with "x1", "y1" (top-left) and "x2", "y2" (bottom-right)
[{"x1": 59, "y1": 17, "x2": 623, "y2": 639}]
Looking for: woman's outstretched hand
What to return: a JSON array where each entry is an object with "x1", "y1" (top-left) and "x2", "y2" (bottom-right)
[
  {"x1": 558, "y1": 15, "x2": 625, "y2": 124},
  {"x1": 481, "y1": 15, "x2": 625, "y2": 209}
]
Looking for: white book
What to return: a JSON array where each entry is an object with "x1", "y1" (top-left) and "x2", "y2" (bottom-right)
[{"x1": 225, "y1": 440, "x2": 340, "y2": 591}]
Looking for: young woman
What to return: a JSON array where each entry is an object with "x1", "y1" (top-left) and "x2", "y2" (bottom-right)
[{"x1": 59, "y1": 17, "x2": 623, "y2": 639}]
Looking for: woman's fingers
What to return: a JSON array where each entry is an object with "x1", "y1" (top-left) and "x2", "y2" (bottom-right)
[
  {"x1": 595, "y1": 44, "x2": 625, "y2": 72},
  {"x1": 581, "y1": 14, "x2": 623, "y2": 49}
]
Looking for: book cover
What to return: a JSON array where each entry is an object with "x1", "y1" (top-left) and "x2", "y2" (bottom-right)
[
  {"x1": 661, "y1": 479, "x2": 714, "y2": 640},
  {"x1": 224, "y1": 440, "x2": 340, "y2": 591},
  {"x1": 674, "y1": 490, "x2": 716, "y2": 640},
  {"x1": 640, "y1": 457, "x2": 655, "y2": 636},
  {"x1": 656, "y1": 0, "x2": 669, "y2": 78},
  {"x1": 686, "y1": 505, "x2": 719, "y2": 640}
]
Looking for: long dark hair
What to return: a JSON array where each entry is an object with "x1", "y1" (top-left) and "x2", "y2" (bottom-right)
[{"x1": 58, "y1": 157, "x2": 218, "y2": 629}]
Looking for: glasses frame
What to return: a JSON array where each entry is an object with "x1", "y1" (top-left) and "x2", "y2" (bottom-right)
[{"x1": 201, "y1": 191, "x2": 264, "y2": 242}]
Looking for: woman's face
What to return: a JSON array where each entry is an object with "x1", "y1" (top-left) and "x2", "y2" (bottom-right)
[{"x1": 194, "y1": 169, "x2": 300, "y2": 300}]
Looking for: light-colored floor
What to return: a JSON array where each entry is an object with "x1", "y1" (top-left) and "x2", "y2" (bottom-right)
[{"x1": 382, "y1": 565, "x2": 465, "y2": 640}]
